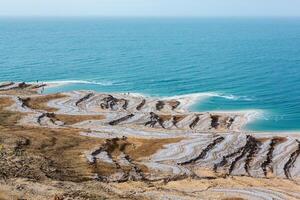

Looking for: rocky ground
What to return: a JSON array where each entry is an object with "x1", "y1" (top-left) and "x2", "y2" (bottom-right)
[{"x1": 0, "y1": 82, "x2": 300, "y2": 200}]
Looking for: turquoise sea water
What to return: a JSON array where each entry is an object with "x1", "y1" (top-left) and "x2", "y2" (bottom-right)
[{"x1": 0, "y1": 18, "x2": 300, "y2": 131}]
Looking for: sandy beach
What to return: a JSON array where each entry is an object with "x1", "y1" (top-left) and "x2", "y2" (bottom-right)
[{"x1": 0, "y1": 81, "x2": 300, "y2": 200}]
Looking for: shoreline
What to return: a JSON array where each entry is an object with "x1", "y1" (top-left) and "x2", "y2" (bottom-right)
[
  {"x1": 43, "y1": 81, "x2": 278, "y2": 133},
  {"x1": 1, "y1": 81, "x2": 299, "y2": 133}
]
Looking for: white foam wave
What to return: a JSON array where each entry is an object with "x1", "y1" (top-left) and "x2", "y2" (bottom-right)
[
  {"x1": 41, "y1": 80, "x2": 115, "y2": 88},
  {"x1": 163, "y1": 92, "x2": 253, "y2": 102},
  {"x1": 213, "y1": 93, "x2": 254, "y2": 101}
]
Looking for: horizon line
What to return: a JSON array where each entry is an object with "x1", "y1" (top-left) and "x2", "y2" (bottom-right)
[{"x1": 0, "y1": 15, "x2": 300, "y2": 19}]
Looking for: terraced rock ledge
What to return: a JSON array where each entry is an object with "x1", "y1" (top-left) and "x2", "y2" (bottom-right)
[{"x1": 0, "y1": 82, "x2": 300, "y2": 200}]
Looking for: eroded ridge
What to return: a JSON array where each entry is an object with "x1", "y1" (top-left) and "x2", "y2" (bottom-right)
[
  {"x1": 75, "y1": 92, "x2": 94, "y2": 106},
  {"x1": 179, "y1": 136, "x2": 225, "y2": 165},
  {"x1": 87, "y1": 137, "x2": 148, "y2": 182},
  {"x1": 261, "y1": 137, "x2": 286, "y2": 177},
  {"x1": 213, "y1": 135, "x2": 262, "y2": 176},
  {"x1": 284, "y1": 140, "x2": 300, "y2": 179}
]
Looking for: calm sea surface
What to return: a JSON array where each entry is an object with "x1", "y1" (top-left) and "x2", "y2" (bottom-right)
[{"x1": 1, "y1": 17, "x2": 300, "y2": 131}]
